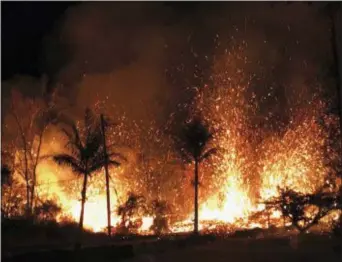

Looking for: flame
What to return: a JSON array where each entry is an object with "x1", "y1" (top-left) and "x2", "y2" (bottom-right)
[
  {"x1": 8, "y1": 47, "x2": 341, "y2": 234},
  {"x1": 30, "y1": 86, "x2": 339, "y2": 234}
]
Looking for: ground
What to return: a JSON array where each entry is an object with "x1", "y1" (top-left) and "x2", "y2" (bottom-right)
[
  {"x1": 4, "y1": 233, "x2": 341, "y2": 262},
  {"x1": 127, "y1": 237, "x2": 341, "y2": 262}
]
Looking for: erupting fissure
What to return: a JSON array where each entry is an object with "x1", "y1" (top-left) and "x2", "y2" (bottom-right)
[
  {"x1": 10, "y1": 47, "x2": 340, "y2": 234},
  {"x1": 28, "y1": 85, "x2": 340, "y2": 234}
]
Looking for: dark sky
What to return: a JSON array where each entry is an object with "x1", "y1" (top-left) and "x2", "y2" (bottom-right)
[
  {"x1": 1, "y1": 1, "x2": 337, "y2": 124},
  {"x1": 1, "y1": 2, "x2": 203, "y2": 81},
  {"x1": 1, "y1": 2, "x2": 78, "y2": 80}
]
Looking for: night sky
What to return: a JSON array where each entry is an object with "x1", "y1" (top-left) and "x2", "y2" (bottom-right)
[
  {"x1": 1, "y1": 2, "x2": 76, "y2": 80},
  {"x1": 1, "y1": 2, "x2": 202, "y2": 81},
  {"x1": 1, "y1": 2, "x2": 339, "y2": 125}
]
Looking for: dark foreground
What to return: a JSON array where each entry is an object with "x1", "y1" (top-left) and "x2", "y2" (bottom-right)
[
  {"x1": 4, "y1": 234, "x2": 341, "y2": 262},
  {"x1": 129, "y1": 236, "x2": 341, "y2": 262}
]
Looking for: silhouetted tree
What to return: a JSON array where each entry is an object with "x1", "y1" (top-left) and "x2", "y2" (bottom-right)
[
  {"x1": 5, "y1": 90, "x2": 58, "y2": 216},
  {"x1": 265, "y1": 187, "x2": 340, "y2": 234},
  {"x1": 1, "y1": 165, "x2": 11, "y2": 187},
  {"x1": 149, "y1": 199, "x2": 171, "y2": 235},
  {"x1": 33, "y1": 199, "x2": 61, "y2": 223},
  {"x1": 99, "y1": 113, "x2": 126, "y2": 237},
  {"x1": 176, "y1": 117, "x2": 217, "y2": 234},
  {"x1": 117, "y1": 192, "x2": 147, "y2": 234},
  {"x1": 1, "y1": 163, "x2": 25, "y2": 219},
  {"x1": 52, "y1": 108, "x2": 121, "y2": 247}
]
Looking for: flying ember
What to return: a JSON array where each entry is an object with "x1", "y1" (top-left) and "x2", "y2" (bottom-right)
[{"x1": 24, "y1": 48, "x2": 340, "y2": 234}]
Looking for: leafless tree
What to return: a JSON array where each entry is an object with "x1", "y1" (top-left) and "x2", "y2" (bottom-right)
[{"x1": 4, "y1": 90, "x2": 57, "y2": 216}]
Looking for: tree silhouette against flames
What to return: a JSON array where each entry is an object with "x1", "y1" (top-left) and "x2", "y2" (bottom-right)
[
  {"x1": 176, "y1": 117, "x2": 217, "y2": 235},
  {"x1": 52, "y1": 108, "x2": 121, "y2": 248}
]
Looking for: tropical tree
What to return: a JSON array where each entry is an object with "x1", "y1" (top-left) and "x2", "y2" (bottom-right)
[
  {"x1": 99, "y1": 113, "x2": 127, "y2": 237},
  {"x1": 265, "y1": 187, "x2": 341, "y2": 234},
  {"x1": 52, "y1": 108, "x2": 121, "y2": 246},
  {"x1": 33, "y1": 199, "x2": 61, "y2": 223},
  {"x1": 117, "y1": 192, "x2": 147, "y2": 234},
  {"x1": 1, "y1": 164, "x2": 11, "y2": 188},
  {"x1": 176, "y1": 117, "x2": 217, "y2": 234},
  {"x1": 149, "y1": 199, "x2": 172, "y2": 235},
  {"x1": 1, "y1": 163, "x2": 25, "y2": 218}
]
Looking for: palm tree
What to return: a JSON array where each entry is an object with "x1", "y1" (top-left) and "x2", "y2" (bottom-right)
[
  {"x1": 177, "y1": 117, "x2": 217, "y2": 234},
  {"x1": 53, "y1": 108, "x2": 121, "y2": 246}
]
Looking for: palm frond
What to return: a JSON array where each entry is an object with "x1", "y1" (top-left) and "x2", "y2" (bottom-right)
[
  {"x1": 53, "y1": 154, "x2": 84, "y2": 175},
  {"x1": 71, "y1": 124, "x2": 84, "y2": 150},
  {"x1": 108, "y1": 159, "x2": 121, "y2": 167},
  {"x1": 84, "y1": 108, "x2": 98, "y2": 142},
  {"x1": 88, "y1": 159, "x2": 121, "y2": 174},
  {"x1": 199, "y1": 148, "x2": 218, "y2": 162},
  {"x1": 177, "y1": 117, "x2": 214, "y2": 161},
  {"x1": 61, "y1": 126, "x2": 83, "y2": 155},
  {"x1": 108, "y1": 152, "x2": 127, "y2": 162}
]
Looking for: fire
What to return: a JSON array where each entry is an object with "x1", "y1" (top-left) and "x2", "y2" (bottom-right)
[
  {"x1": 199, "y1": 173, "x2": 252, "y2": 224},
  {"x1": 7, "y1": 46, "x2": 340, "y2": 234},
  {"x1": 30, "y1": 83, "x2": 339, "y2": 234}
]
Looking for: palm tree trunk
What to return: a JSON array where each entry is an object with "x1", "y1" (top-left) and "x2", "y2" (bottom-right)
[
  {"x1": 77, "y1": 171, "x2": 88, "y2": 248},
  {"x1": 100, "y1": 114, "x2": 112, "y2": 237},
  {"x1": 194, "y1": 160, "x2": 199, "y2": 235}
]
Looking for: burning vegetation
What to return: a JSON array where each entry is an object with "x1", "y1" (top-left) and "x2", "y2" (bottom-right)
[
  {"x1": 1, "y1": 2, "x2": 342, "y2": 246},
  {"x1": 2, "y1": 68, "x2": 341, "y2": 235}
]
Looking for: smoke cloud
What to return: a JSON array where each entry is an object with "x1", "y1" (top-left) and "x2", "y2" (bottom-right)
[{"x1": 40, "y1": 3, "x2": 332, "y2": 124}]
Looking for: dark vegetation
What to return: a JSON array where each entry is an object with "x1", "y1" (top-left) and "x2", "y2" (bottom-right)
[{"x1": 265, "y1": 187, "x2": 341, "y2": 234}]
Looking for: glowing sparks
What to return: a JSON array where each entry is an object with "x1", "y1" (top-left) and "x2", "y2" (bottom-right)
[{"x1": 7, "y1": 46, "x2": 340, "y2": 234}]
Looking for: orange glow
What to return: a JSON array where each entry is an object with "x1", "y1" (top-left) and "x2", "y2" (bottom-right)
[{"x1": 10, "y1": 49, "x2": 340, "y2": 234}]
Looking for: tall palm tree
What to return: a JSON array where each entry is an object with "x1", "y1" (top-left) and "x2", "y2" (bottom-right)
[
  {"x1": 177, "y1": 117, "x2": 217, "y2": 234},
  {"x1": 53, "y1": 108, "x2": 120, "y2": 246}
]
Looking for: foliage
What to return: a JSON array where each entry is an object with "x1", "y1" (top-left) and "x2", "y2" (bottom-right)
[
  {"x1": 1, "y1": 165, "x2": 25, "y2": 218},
  {"x1": 52, "y1": 108, "x2": 122, "y2": 245},
  {"x1": 33, "y1": 199, "x2": 62, "y2": 222},
  {"x1": 53, "y1": 109, "x2": 122, "y2": 175},
  {"x1": 1, "y1": 165, "x2": 11, "y2": 186},
  {"x1": 117, "y1": 192, "x2": 148, "y2": 234},
  {"x1": 265, "y1": 187, "x2": 341, "y2": 233},
  {"x1": 1, "y1": 181, "x2": 25, "y2": 219},
  {"x1": 175, "y1": 117, "x2": 217, "y2": 234},
  {"x1": 149, "y1": 199, "x2": 172, "y2": 235},
  {"x1": 176, "y1": 117, "x2": 216, "y2": 163}
]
